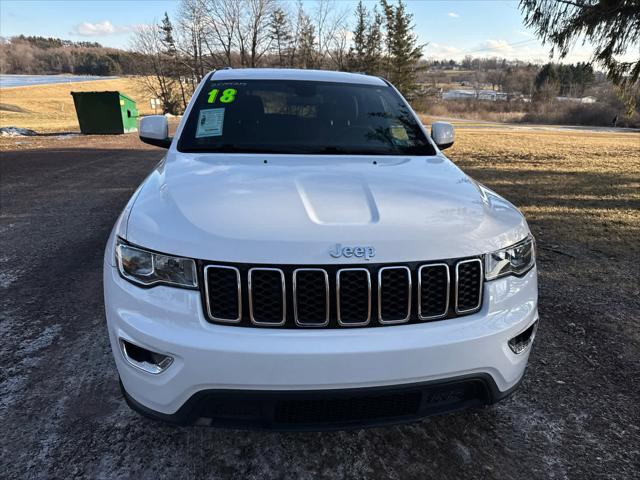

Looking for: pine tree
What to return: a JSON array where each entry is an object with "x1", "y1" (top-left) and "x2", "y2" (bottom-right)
[
  {"x1": 534, "y1": 63, "x2": 560, "y2": 101},
  {"x1": 520, "y1": 0, "x2": 639, "y2": 110},
  {"x1": 159, "y1": 12, "x2": 177, "y2": 56},
  {"x1": 380, "y1": 0, "x2": 395, "y2": 78},
  {"x1": 381, "y1": 0, "x2": 424, "y2": 95},
  {"x1": 348, "y1": 1, "x2": 383, "y2": 75},
  {"x1": 298, "y1": 14, "x2": 316, "y2": 69},
  {"x1": 158, "y1": 12, "x2": 187, "y2": 111},
  {"x1": 364, "y1": 7, "x2": 384, "y2": 76},
  {"x1": 269, "y1": 7, "x2": 292, "y2": 67},
  {"x1": 349, "y1": 1, "x2": 368, "y2": 72}
]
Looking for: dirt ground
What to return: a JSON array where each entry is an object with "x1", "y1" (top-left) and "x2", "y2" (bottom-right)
[{"x1": 1, "y1": 127, "x2": 639, "y2": 479}]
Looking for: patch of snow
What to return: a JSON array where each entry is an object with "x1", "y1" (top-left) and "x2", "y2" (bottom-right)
[
  {"x1": 1, "y1": 126, "x2": 37, "y2": 137},
  {"x1": 0, "y1": 271, "x2": 19, "y2": 288}
]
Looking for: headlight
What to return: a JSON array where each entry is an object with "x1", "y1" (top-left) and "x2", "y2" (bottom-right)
[
  {"x1": 484, "y1": 235, "x2": 535, "y2": 281},
  {"x1": 116, "y1": 238, "x2": 197, "y2": 288}
]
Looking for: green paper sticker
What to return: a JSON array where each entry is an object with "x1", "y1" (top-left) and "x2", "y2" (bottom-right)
[
  {"x1": 390, "y1": 125, "x2": 409, "y2": 141},
  {"x1": 195, "y1": 108, "x2": 225, "y2": 138}
]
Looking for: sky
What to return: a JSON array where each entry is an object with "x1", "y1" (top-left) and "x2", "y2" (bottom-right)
[{"x1": 0, "y1": 0, "x2": 618, "y2": 64}]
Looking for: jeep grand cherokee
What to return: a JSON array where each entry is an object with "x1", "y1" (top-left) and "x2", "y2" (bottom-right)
[{"x1": 104, "y1": 68, "x2": 538, "y2": 430}]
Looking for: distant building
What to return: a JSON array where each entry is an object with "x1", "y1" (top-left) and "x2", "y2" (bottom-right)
[
  {"x1": 443, "y1": 89, "x2": 508, "y2": 102},
  {"x1": 555, "y1": 96, "x2": 597, "y2": 104}
]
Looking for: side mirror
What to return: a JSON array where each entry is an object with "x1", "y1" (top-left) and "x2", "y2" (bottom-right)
[
  {"x1": 431, "y1": 122, "x2": 454, "y2": 150},
  {"x1": 139, "y1": 115, "x2": 171, "y2": 149}
]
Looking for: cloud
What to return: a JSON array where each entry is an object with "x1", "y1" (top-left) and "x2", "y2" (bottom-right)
[
  {"x1": 448, "y1": 12, "x2": 459, "y2": 18},
  {"x1": 425, "y1": 43, "x2": 462, "y2": 59},
  {"x1": 479, "y1": 39, "x2": 514, "y2": 53},
  {"x1": 70, "y1": 20, "x2": 145, "y2": 37}
]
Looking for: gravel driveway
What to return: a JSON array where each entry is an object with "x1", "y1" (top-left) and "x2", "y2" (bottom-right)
[{"x1": 1, "y1": 134, "x2": 638, "y2": 479}]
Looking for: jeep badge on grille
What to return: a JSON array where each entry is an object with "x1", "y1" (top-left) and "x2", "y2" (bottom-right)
[{"x1": 329, "y1": 244, "x2": 376, "y2": 261}]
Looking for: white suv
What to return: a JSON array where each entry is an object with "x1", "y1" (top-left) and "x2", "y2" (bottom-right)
[{"x1": 104, "y1": 69, "x2": 538, "y2": 430}]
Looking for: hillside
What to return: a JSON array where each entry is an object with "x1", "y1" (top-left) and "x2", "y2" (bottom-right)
[{"x1": 0, "y1": 77, "x2": 157, "y2": 132}]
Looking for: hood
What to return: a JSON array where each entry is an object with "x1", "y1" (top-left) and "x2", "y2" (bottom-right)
[{"x1": 126, "y1": 153, "x2": 529, "y2": 264}]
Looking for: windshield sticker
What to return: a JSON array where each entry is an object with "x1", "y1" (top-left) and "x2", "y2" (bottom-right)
[
  {"x1": 207, "y1": 88, "x2": 237, "y2": 104},
  {"x1": 390, "y1": 125, "x2": 409, "y2": 142},
  {"x1": 195, "y1": 108, "x2": 225, "y2": 138}
]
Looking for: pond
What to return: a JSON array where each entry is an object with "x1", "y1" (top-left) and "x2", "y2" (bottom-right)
[{"x1": 0, "y1": 74, "x2": 118, "y2": 88}]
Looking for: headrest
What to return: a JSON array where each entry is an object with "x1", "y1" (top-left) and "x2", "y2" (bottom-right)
[{"x1": 317, "y1": 94, "x2": 357, "y2": 126}]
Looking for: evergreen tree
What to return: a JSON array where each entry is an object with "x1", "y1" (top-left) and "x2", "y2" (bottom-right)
[
  {"x1": 364, "y1": 7, "x2": 384, "y2": 76},
  {"x1": 350, "y1": 1, "x2": 368, "y2": 71},
  {"x1": 520, "y1": 0, "x2": 640, "y2": 110},
  {"x1": 534, "y1": 63, "x2": 560, "y2": 100},
  {"x1": 159, "y1": 12, "x2": 177, "y2": 56},
  {"x1": 298, "y1": 14, "x2": 317, "y2": 69},
  {"x1": 381, "y1": 0, "x2": 424, "y2": 95},
  {"x1": 158, "y1": 12, "x2": 187, "y2": 111},
  {"x1": 269, "y1": 7, "x2": 292, "y2": 67},
  {"x1": 380, "y1": 0, "x2": 395, "y2": 78}
]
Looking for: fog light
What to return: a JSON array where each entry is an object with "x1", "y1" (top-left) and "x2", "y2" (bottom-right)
[
  {"x1": 119, "y1": 339, "x2": 173, "y2": 374},
  {"x1": 508, "y1": 321, "x2": 538, "y2": 354}
]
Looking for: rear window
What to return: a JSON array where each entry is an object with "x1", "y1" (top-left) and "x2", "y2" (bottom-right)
[{"x1": 178, "y1": 79, "x2": 436, "y2": 156}]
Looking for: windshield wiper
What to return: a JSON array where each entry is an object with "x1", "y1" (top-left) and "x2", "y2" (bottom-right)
[
  {"x1": 314, "y1": 146, "x2": 397, "y2": 155},
  {"x1": 180, "y1": 144, "x2": 301, "y2": 154}
]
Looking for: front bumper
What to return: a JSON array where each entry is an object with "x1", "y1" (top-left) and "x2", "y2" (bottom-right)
[
  {"x1": 121, "y1": 373, "x2": 523, "y2": 430},
  {"x1": 104, "y1": 263, "x2": 538, "y2": 427}
]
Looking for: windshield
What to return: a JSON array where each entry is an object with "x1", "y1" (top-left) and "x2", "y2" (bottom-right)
[{"x1": 178, "y1": 79, "x2": 436, "y2": 156}]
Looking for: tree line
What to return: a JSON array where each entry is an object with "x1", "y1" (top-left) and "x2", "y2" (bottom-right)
[
  {"x1": 134, "y1": 0, "x2": 424, "y2": 113},
  {"x1": 534, "y1": 62, "x2": 595, "y2": 98},
  {"x1": 0, "y1": 35, "x2": 145, "y2": 76}
]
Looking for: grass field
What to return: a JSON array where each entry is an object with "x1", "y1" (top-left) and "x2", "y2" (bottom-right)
[
  {"x1": 451, "y1": 128, "x2": 640, "y2": 366},
  {"x1": 0, "y1": 77, "x2": 158, "y2": 132}
]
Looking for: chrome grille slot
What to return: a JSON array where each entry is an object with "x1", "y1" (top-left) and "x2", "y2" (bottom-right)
[
  {"x1": 293, "y1": 269, "x2": 330, "y2": 327},
  {"x1": 204, "y1": 265, "x2": 242, "y2": 323},
  {"x1": 248, "y1": 268, "x2": 286, "y2": 325},
  {"x1": 378, "y1": 266, "x2": 411, "y2": 324},
  {"x1": 418, "y1": 264, "x2": 450, "y2": 320},
  {"x1": 455, "y1": 259, "x2": 483, "y2": 314},
  {"x1": 337, "y1": 268, "x2": 371, "y2": 326}
]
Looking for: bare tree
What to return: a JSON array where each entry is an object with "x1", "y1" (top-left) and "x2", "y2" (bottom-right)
[
  {"x1": 176, "y1": 0, "x2": 210, "y2": 82},
  {"x1": 234, "y1": 0, "x2": 275, "y2": 67},
  {"x1": 132, "y1": 23, "x2": 180, "y2": 114},
  {"x1": 327, "y1": 27, "x2": 351, "y2": 70},
  {"x1": 312, "y1": 0, "x2": 349, "y2": 67},
  {"x1": 204, "y1": 0, "x2": 239, "y2": 67}
]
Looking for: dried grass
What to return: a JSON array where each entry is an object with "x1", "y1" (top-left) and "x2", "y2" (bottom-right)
[
  {"x1": 445, "y1": 127, "x2": 640, "y2": 325},
  {"x1": 0, "y1": 77, "x2": 157, "y2": 132}
]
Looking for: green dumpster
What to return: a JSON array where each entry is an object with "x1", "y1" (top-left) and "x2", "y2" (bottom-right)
[{"x1": 70, "y1": 91, "x2": 138, "y2": 134}]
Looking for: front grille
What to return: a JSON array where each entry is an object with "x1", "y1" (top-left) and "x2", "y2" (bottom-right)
[
  {"x1": 378, "y1": 267, "x2": 411, "y2": 324},
  {"x1": 204, "y1": 266, "x2": 241, "y2": 322},
  {"x1": 248, "y1": 268, "x2": 286, "y2": 325},
  {"x1": 418, "y1": 264, "x2": 450, "y2": 319},
  {"x1": 293, "y1": 269, "x2": 329, "y2": 326},
  {"x1": 455, "y1": 259, "x2": 483, "y2": 313},
  {"x1": 337, "y1": 269, "x2": 371, "y2": 325},
  {"x1": 202, "y1": 258, "x2": 483, "y2": 328}
]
